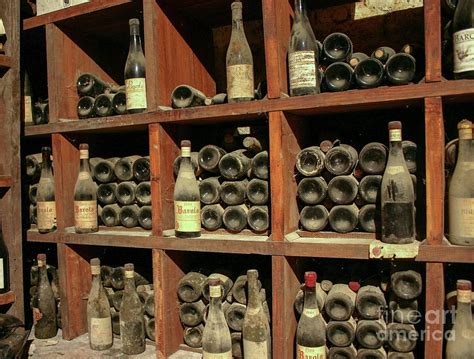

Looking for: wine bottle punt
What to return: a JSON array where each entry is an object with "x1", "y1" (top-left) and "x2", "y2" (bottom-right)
[
  {"x1": 177, "y1": 272, "x2": 207, "y2": 303},
  {"x1": 116, "y1": 181, "x2": 137, "y2": 205},
  {"x1": 388, "y1": 294, "x2": 418, "y2": 324},
  {"x1": 171, "y1": 85, "x2": 208, "y2": 109},
  {"x1": 386, "y1": 323, "x2": 418, "y2": 352},
  {"x1": 173, "y1": 151, "x2": 201, "y2": 177},
  {"x1": 76, "y1": 73, "x2": 111, "y2": 97},
  {"x1": 97, "y1": 183, "x2": 117, "y2": 205},
  {"x1": 34, "y1": 254, "x2": 57, "y2": 339},
  {"x1": 119, "y1": 204, "x2": 139, "y2": 228},
  {"x1": 298, "y1": 177, "x2": 328, "y2": 205},
  {"x1": 357, "y1": 347, "x2": 387, "y2": 359},
  {"x1": 25, "y1": 153, "x2": 42, "y2": 182},
  {"x1": 390, "y1": 270, "x2": 422, "y2": 300},
  {"x1": 201, "y1": 204, "x2": 225, "y2": 231},
  {"x1": 198, "y1": 145, "x2": 227, "y2": 173},
  {"x1": 184, "y1": 324, "x2": 204, "y2": 348},
  {"x1": 93, "y1": 94, "x2": 114, "y2": 117},
  {"x1": 100, "y1": 204, "x2": 120, "y2": 227},
  {"x1": 325, "y1": 144, "x2": 358, "y2": 176},
  {"x1": 77, "y1": 96, "x2": 95, "y2": 119},
  {"x1": 358, "y1": 204, "x2": 378, "y2": 233},
  {"x1": 74, "y1": 144, "x2": 98, "y2": 234},
  {"x1": 247, "y1": 205, "x2": 269, "y2": 232},
  {"x1": 355, "y1": 319, "x2": 386, "y2": 349},
  {"x1": 132, "y1": 156, "x2": 150, "y2": 182},
  {"x1": 199, "y1": 177, "x2": 222, "y2": 205},
  {"x1": 125, "y1": 18, "x2": 147, "y2": 113},
  {"x1": 328, "y1": 204, "x2": 359, "y2": 233},
  {"x1": 385, "y1": 53, "x2": 417, "y2": 85},
  {"x1": 322, "y1": 32, "x2": 353, "y2": 64},
  {"x1": 296, "y1": 146, "x2": 326, "y2": 177},
  {"x1": 326, "y1": 317, "x2": 356, "y2": 347},
  {"x1": 328, "y1": 175, "x2": 359, "y2": 205},
  {"x1": 221, "y1": 179, "x2": 248, "y2": 205},
  {"x1": 329, "y1": 345, "x2": 357, "y2": 359},
  {"x1": 356, "y1": 285, "x2": 387, "y2": 320},
  {"x1": 138, "y1": 205, "x2": 152, "y2": 230},
  {"x1": 0, "y1": 224, "x2": 9, "y2": 295},
  {"x1": 372, "y1": 46, "x2": 396, "y2": 64},
  {"x1": 401, "y1": 141, "x2": 417, "y2": 174},
  {"x1": 250, "y1": 150, "x2": 269, "y2": 180},
  {"x1": 453, "y1": 0, "x2": 474, "y2": 79},
  {"x1": 223, "y1": 205, "x2": 248, "y2": 232},
  {"x1": 354, "y1": 58, "x2": 385, "y2": 88},
  {"x1": 325, "y1": 283, "x2": 356, "y2": 321},
  {"x1": 174, "y1": 140, "x2": 201, "y2": 238},
  {"x1": 135, "y1": 181, "x2": 151, "y2": 205},
  {"x1": 300, "y1": 205, "x2": 329, "y2": 231},
  {"x1": 112, "y1": 91, "x2": 127, "y2": 115},
  {"x1": 359, "y1": 142, "x2": 388, "y2": 175},
  {"x1": 219, "y1": 149, "x2": 252, "y2": 180},
  {"x1": 323, "y1": 61, "x2": 354, "y2": 92},
  {"x1": 179, "y1": 300, "x2": 207, "y2": 327},
  {"x1": 246, "y1": 179, "x2": 269, "y2": 205},
  {"x1": 225, "y1": 302, "x2": 247, "y2": 331},
  {"x1": 114, "y1": 156, "x2": 140, "y2": 182},
  {"x1": 37, "y1": 147, "x2": 56, "y2": 233},
  {"x1": 94, "y1": 157, "x2": 119, "y2": 183}
]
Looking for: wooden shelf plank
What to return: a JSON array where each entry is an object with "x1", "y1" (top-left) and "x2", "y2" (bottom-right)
[
  {"x1": 22, "y1": 0, "x2": 133, "y2": 30},
  {"x1": 0, "y1": 55, "x2": 13, "y2": 69},
  {"x1": 0, "y1": 291, "x2": 15, "y2": 306},
  {"x1": 0, "y1": 175, "x2": 13, "y2": 188}
]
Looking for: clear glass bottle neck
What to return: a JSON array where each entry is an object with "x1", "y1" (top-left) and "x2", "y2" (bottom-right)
[
  {"x1": 129, "y1": 25, "x2": 142, "y2": 51},
  {"x1": 303, "y1": 285, "x2": 317, "y2": 309},
  {"x1": 80, "y1": 158, "x2": 90, "y2": 173},
  {"x1": 294, "y1": 0, "x2": 307, "y2": 19}
]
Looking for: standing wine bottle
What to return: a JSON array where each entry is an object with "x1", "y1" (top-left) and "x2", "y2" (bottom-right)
[
  {"x1": 74, "y1": 144, "x2": 98, "y2": 234},
  {"x1": 120, "y1": 263, "x2": 145, "y2": 355},
  {"x1": 446, "y1": 280, "x2": 474, "y2": 358},
  {"x1": 359, "y1": 142, "x2": 387, "y2": 175},
  {"x1": 133, "y1": 156, "x2": 150, "y2": 182},
  {"x1": 37, "y1": 147, "x2": 56, "y2": 233},
  {"x1": 226, "y1": 2, "x2": 254, "y2": 103},
  {"x1": 448, "y1": 120, "x2": 474, "y2": 245},
  {"x1": 23, "y1": 71, "x2": 34, "y2": 125},
  {"x1": 34, "y1": 254, "x2": 57, "y2": 339},
  {"x1": 296, "y1": 271, "x2": 326, "y2": 358},
  {"x1": 174, "y1": 140, "x2": 201, "y2": 238},
  {"x1": 381, "y1": 121, "x2": 416, "y2": 244},
  {"x1": 0, "y1": 223, "x2": 9, "y2": 295},
  {"x1": 453, "y1": 0, "x2": 474, "y2": 79},
  {"x1": 87, "y1": 258, "x2": 113, "y2": 350},
  {"x1": 288, "y1": 0, "x2": 319, "y2": 96},
  {"x1": 125, "y1": 18, "x2": 147, "y2": 113},
  {"x1": 243, "y1": 269, "x2": 271, "y2": 358},
  {"x1": 202, "y1": 279, "x2": 232, "y2": 358}
]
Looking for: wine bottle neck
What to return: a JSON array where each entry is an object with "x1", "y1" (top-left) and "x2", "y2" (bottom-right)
[
  {"x1": 456, "y1": 289, "x2": 473, "y2": 327},
  {"x1": 129, "y1": 24, "x2": 142, "y2": 52},
  {"x1": 231, "y1": 6, "x2": 244, "y2": 31},
  {"x1": 41, "y1": 153, "x2": 53, "y2": 176},
  {"x1": 294, "y1": 0, "x2": 307, "y2": 19},
  {"x1": 247, "y1": 275, "x2": 261, "y2": 309},
  {"x1": 209, "y1": 296, "x2": 222, "y2": 312},
  {"x1": 303, "y1": 285, "x2": 317, "y2": 310},
  {"x1": 79, "y1": 158, "x2": 91, "y2": 173},
  {"x1": 457, "y1": 137, "x2": 473, "y2": 163},
  {"x1": 124, "y1": 271, "x2": 135, "y2": 293},
  {"x1": 39, "y1": 263, "x2": 48, "y2": 282}
]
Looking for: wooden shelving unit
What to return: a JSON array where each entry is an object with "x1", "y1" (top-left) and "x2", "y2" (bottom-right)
[
  {"x1": 0, "y1": 175, "x2": 13, "y2": 188},
  {"x1": 0, "y1": 291, "x2": 16, "y2": 306},
  {"x1": 0, "y1": 55, "x2": 13, "y2": 69},
  {"x1": 20, "y1": 0, "x2": 473, "y2": 358}
]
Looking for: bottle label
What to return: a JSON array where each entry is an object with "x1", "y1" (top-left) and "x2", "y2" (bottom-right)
[
  {"x1": 125, "y1": 78, "x2": 147, "y2": 110},
  {"x1": 125, "y1": 270, "x2": 134, "y2": 279},
  {"x1": 453, "y1": 28, "x2": 474, "y2": 73},
  {"x1": 458, "y1": 289, "x2": 472, "y2": 303},
  {"x1": 202, "y1": 351, "x2": 232, "y2": 359},
  {"x1": 0, "y1": 259, "x2": 3, "y2": 289},
  {"x1": 227, "y1": 64, "x2": 254, "y2": 100},
  {"x1": 385, "y1": 165, "x2": 405, "y2": 175},
  {"x1": 209, "y1": 285, "x2": 222, "y2": 298},
  {"x1": 78, "y1": 172, "x2": 91, "y2": 180},
  {"x1": 37, "y1": 201, "x2": 57, "y2": 230},
  {"x1": 243, "y1": 340, "x2": 269, "y2": 358},
  {"x1": 302, "y1": 307, "x2": 319, "y2": 318},
  {"x1": 182, "y1": 147, "x2": 191, "y2": 157},
  {"x1": 296, "y1": 344, "x2": 326, "y2": 359},
  {"x1": 389, "y1": 129, "x2": 402, "y2": 142},
  {"x1": 79, "y1": 149, "x2": 88, "y2": 159},
  {"x1": 24, "y1": 96, "x2": 33, "y2": 124},
  {"x1": 449, "y1": 197, "x2": 474, "y2": 237},
  {"x1": 91, "y1": 266, "x2": 100, "y2": 275},
  {"x1": 74, "y1": 200, "x2": 98, "y2": 228},
  {"x1": 90, "y1": 317, "x2": 113, "y2": 346},
  {"x1": 289, "y1": 51, "x2": 317, "y2": 90},
  {"x1": 174, "y1": 201, "x2": 200, "y2": 232}
]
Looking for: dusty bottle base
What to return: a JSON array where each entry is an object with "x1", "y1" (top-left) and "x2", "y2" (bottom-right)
[
  {"x1": 75, "y1": 227, "x2": 99, "y2": 234},
  {"x1": 175, "y1": 230, "x2": 201, "y2": 238},
  {"x1": 447, "y1": 235, "x2": 474, "y2": 246}
]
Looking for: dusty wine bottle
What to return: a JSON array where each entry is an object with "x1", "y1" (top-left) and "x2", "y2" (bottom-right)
[
  {"x1": 29, "y1": 184, "x2": 38, "y2": 205},
  {"x1": 325, "y1": 144, "x2": 358, "y2": 176},
  {"x1": 101, "y1": 266, "x2": 113, "y2": 288},
  {"x1": 329, "y1": 204, "x2": 359, "y2": 233},
  {"x1": 388, "y1": 294, "x2": 419, "y2": 324},
  {"x1": 77, "y1": 96, "x2": 95, "y2": 119},
  {"x1": 199, "y1": 177, "x2": 222, "y2": 205},
  {"x1": 325, "y1": 283, "x2": 356, "y2": 321},
  {"x1": 144, "y1": 292, "x2": 154, "y2": 317},
  {"x1": 87, "y1": 258, "x2": 113, "y2": 350},
  {"x1": 359, "y1": 142, "x2": 388, "y2": 175},
  {"x1": 179, "y1": 300, "x2": 207, "y2": 327},
  {"x1": 110, "y1": 308, "x2": 120, "y2": 335},
  {"x1": 119, "y1": 204, "x2": 139, "y2": 228},
  {"x1": 132, "y1": 156, "x2": 150, "y2": 182},
  {"x1": 226, "y1": 2, "x2": 254, "y2": 103},
  {"x1": 135, "y1": 181, "x2": 151, "y2": 205},
  {"x1": 381, "y1": 121, "x2": 416, "y2": 244},
  {"x1": 174, "y1": 140, "x2": 201, "y2": 238},
  {"x1": 100, "y1": 204, "x2": 120, "y2": 227},
  {"x1": 120, "y1": 263, "x2": 145, "y2": 355},
  {"x1": 390, "y1": 269, "x2": 422, "y2": 300},
  {"x1": 125, "y1": 19, "x2": 147, "y2": 113},
  {"x1": 448, "y1": 120, "x2": 474, "y2": 245},
  {"x1": 246, "y1": 179, "x2": 269, "y2": 205},
  {"x1": 356, "y1": 285, "x2": 387, "y2": 319},
  {"x1": 184, "y1": 324, "x2": 204, "y2": 348},
  {"x1": 248, "y1": 206, "x2": 269, "y2": 232},
  {"x1": 221, "y1": 179, "x2": 248, "y2": 205},
  {"x1": 138, "y1": 206, "x2": 152, "y2": 230},
  {"x1": 296, "y1": 146, "x2": 326, "y2": 177},
  {"x1": 94, "y1": 157, "x2": 119, "y2": 183},
  {"x1": 329, "y1": 345, "x2": 357, "y2": 359},
  {"x1": 223, "y1": 205, "x2": 248, "y2": 232},
  {"x1": 177, "y1": 271, "x2": 207, "y2": 303},
  {"x1": 298, "y1": 177, "x2": 328, "y2": 205},
  {"x1": 0, "y1": 224, "x2": 9, "y2": 295},
  {"x1": 294, "y1": 282, "x2": 327, "y2": 315},
  {"x1": 201, "y1": 204, "x2": 225, "y2": 230},
  {"x1": 198, "y1": 145, "x2": 227, "y2": 173},
  {"x1": 114, "y1": 156, "x2": 140, "y2": 182},
  {"x1": 372, "y1": 46, "x2": 396, "y2": 64},
  {"x1": 359, "y1": 204, "x2": 378, "y2": 233},
  {"x1": 26, "y1": 153, "x2": 42, "y2": 182},
  {"x1": 171, "y1": 85, "x2": 208, "y2": 109},
  {"x1": 243, "y1": 269, "x2": 271, "y2": 358},
  {"x1": 232, "y1": 275, "x2": 253, "y2": 304},
  {"x1": 203, "y1": 272, "x2": 234, "y2": 302},
  {"x1": 97, "y1": 183, "x2": 117, "y2": 205},
  {"x1": 37, "y1": 147, "x2": 56, "y2": 233},
  {"x1": 250, "y1": 150, "x2": 269, "y2": 180},
  {"x1": 359, "y1": 175, "x2": 382, "y2": 204},
  {"x1": 327, "y1": 317, "x2": 356, "y2": 347},
  {"x1": 300, "y1": 205, "x2": 329, "y2": 231},
  {"x1": 322, "y1": 32, "x2": 353, "y2": 64},
  {"x1": 385, "y1": 53, "x2": 417, "y2": 85},
  {"x1": 173, "y1": 152, "x2": 201, "y2": 177},
  {"x1": 112, "y1": 91, "x2": 127, "y2": 115},
  {"x1": 225, "y1": 302, "x2": 247, "y2": 331},
  {"x1": 74, "y1": 144, "x2": 98, "y2": 234},
  {"x1": 93, "y1": 94, "x2": 114, "y2": 117},
  {"x1": 356, "y1": 318, "x2": 386, "y2": 349},
  {"x1": 288, "y1": 0, "x2": 319, "y2": 96},
  {"x1": 328, "y1": 175, "x2": 359, "y2": 205},
  {"x1": 401, "y1": 140, "x2": 417, "y2": 174},
  {"x1": 386, "y1": 323, "x2": 418, "y2": 352},
  {"x1": 453, "y1": 0, "x2": 474, "y2": 79},
  {"x1": 323, "y1": 62, "x2": 354, "y2": 92},
  {"x1": 354, "y1": 58, "x2": 385, "y2": 88},
  {"x1": 358, "y1": 347, "x2": 387, "y2": 359},
  {"x1": 34, "y1": 254, "x2": 57, "y2": 339},
  {"x1": 116, "y1": 181, "x2": 137, "y2": 205},
  {"x1": 219, "y1": 149, "x2": 252, "y2": 180}
]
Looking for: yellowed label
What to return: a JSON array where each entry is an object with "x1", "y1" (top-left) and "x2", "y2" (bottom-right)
[
  {"x1": 90, "y1": 317, "x2": 113, "y2": 346},
  {"x1": 386, "y1": 165, "x2": 405, "y2": 175},
  {"x1": 296, "y1": 344, "x2": 326, "y2": 359},
  {"x1": 458, "y1": 289, "x2": 472, "y2": 303},
  {"x1": 125, "y1": 270, "x2": 134, "y2": 279},
  {"x1": 91, "y1": 266, "x2": 100, "y2": 275},
  {"x1": 369, "y1": 239, "x2": 419, "y2": 259},
  {"x1": 79, "y1": 149, "x2": 89, "y2": 159},
  {"x1": 125, "y1": 78, "x2": 147, "y2": 110},
  {"x1": 289, "y1": 51, "x2": 317, "y2": 90},
  {"x1": 209, "y1": 285, "x2": 221, "y2": 298},
  {"x1": 449, "y1": 197, "x2": 474, "y2": 237},
  {"x1": 37, "y1": 201, "x2": 56, "y2": 230},
  {"x1": 202, "y1": 351, "x2": 232, "y2": 359},
  {"x1": 454, "y1": 29, "x2": 474, "y2": 73},
  {"x1": 174, "y1": 201, "x2": 200, "y2": 232},
  {"x1": 459, "y1": 128, "x2": 473, "y2": 140},
  {"x1": 227, "y1": 64, "x2": 254, "y2": 100},
  {"x1": 302, "y1": 308, "x2": 319, "y2": 318},
  {"x1": 37, "y1": 260, "x2": 45, "y2": 267},
  {"x1": 74, "y1": 200, "x2": 97, "y2": 228},
  {"x1": 0, "y1": 259, "x2": 3, "y2": 289},
  {"x1": 24, "y1": 96, "x2": 33, "y2": 124},
  {"x1": 78, "y1": 172, "x2": 91, "y2": 180},
  {"x1": 243, "y1": 339, "x2": 269, "y2": 358},
  {"x1": 182, "y1": 147, "x2": 191, "y2": 157},
  {"x1": 389, "y1": 129, "x2": 402, "y2": 142}
]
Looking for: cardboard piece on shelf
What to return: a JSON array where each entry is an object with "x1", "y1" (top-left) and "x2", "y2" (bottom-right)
[
  {"x1": 369, "y1": 239, "x2": 420, "y2": 259},
  {"x1": 36, "y1": 0, "x2": 90, "y2": 16}
]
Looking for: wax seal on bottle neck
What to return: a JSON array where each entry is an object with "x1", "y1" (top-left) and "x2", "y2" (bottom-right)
[
  {"x1": 37, "y1": 253, "x2": 46, "y2": 267},
  {"x1": 124, "y1": 263, "x2": 134, "y2": 278},
  {"x1": 457, "y1": 279, "x2": 472, "y2": 303},
  {"x1": 208, "y1": 278, "x2": 222, "y2": 298},
  {"x1": 304, "y1": 271, "x2": 317, "y2": 288},
  {"x1": 388, "y1": 121, "x2": 402, "y2": 142}
]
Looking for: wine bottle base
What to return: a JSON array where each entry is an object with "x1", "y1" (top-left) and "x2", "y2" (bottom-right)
[
  {"x1": 90, "y1": 343, "x2": 113, "y2": 351},
  {"x1": 447, "y1": 235, "x2": 474, "y2": 246},
  {"x1": 454, "y1": 71, "x2": 474, "y2": 80},
  {"x1": 175, "y1": 231, "x2": 201, "y2": 238},
  {"x1": 290, "y1": 87, "x2": 319, "y2": 97},
  {"x1": 38, "y1": 228, "x2": 56, "y2": 234},
  {"x1": 75, "y1": 227, "x2": 99, "y2": 234}
]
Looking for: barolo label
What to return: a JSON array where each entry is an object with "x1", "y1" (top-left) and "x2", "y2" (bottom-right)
[
  {"x1": 90, "y1": 317, "x2": 113, "y2": 346},
  {"x1": 289, "y1": 51, "x2": 317, "y2": 90},
  {"x1": 243, "y1": 339, "x2": 269, "y2": 358},
  {"x1": 37, "y1": 201, "x2": 56, "y2": 230},
  {"x1": 302, "y1": 307, "x2": 319, "y2": 318},
  {"x1": 297, "y1": 344, "x2": 326, "y2": 359},
  {"x1": 0, "y1": 259, "x2": 3, "y2": 289},
  {"x1": 449, "y1": 197, "x2": 474, "y2": 237},
  {"x1": 454, "y1": 28, "x2": 474, "y2": 73},
  {"x1": 202, "y1": 351, "x2": 232, "y2": 359},
  {"x1": 174, "y1": 201, "x2": 200, "y2": 232},
  {"x1": 24, "y1": 96, "x2": 33, "y2": 124},
  {"x1": 125, "y1": 78, "x2": 147, "y2": 110},
  {"x1": 227, "y1": 64, "x2": 254, "y2": 100},
  {"x1": 458, "y1": 289, "x2": 472, "y2": 303},
  {"x1": 74, "y1": 200, "x2": 97, "y2": 228}
]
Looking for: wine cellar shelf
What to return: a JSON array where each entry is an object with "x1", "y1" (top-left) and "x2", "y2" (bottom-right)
[
  {"x1": 19, "y1": 0, "x2": 472, "y2": 358},
  {"x1": 0, "y1": 176, "x2": 13, "y2": 188},
  {"x1": 0, "y1": 55, "x2": 13, "y2": 70},
  {"x1": 0, "y1": 291, "x2": 16, "y2": 306}
]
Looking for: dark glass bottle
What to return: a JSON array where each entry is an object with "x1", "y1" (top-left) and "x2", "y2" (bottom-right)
[
  {"x1": 37, "y1": 147, "x2": 56, "y2": 233},
  {"x1": 322, "y1": 33, "x2": 353, "y2": 64},
  {"x1": 354, "y1": 58, "x2": 385, "y2": 88},
  {"x1": 385, "y1": 53, "x2": 417, "y2": 85},
  {"x1": 453, "y1": 0, "x2": 474, "y2": 79},
  {"x1": 323, "y1": 62, "x2": 353, "y2": 92}
]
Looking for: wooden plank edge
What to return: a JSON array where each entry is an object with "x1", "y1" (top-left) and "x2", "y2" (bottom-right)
[
  {"x1": 0, "y1": 175, "x2": 13, "y2": 187},
  {"x1": 0, "y1": 55, "x2": 13, "y2": 69},
  {"x1": 0, "y1": 291, "x2": 16, "y2": 306}
]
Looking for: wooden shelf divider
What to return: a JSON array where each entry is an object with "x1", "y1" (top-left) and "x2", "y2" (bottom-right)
[
  {"x1": 0, "y1": 175, "x2": 13, "y2": 188},
  {"x1": 0, "y1": 291, "x2": 16, "y2": 306},
  {"x1": 0, "y1": 55, "x2": 13, "y2": 69}
]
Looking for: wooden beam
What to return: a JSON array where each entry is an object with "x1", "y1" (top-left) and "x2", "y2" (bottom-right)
[{"x1": 424, "y1": 0, "x2": 442, "y2": 82}]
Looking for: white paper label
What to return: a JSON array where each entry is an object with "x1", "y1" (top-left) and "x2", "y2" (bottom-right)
[
  {"x1": 449, "y1": 197, "x2": 474, "y2": 237},
  {"x1": 458, "y1": 289, "x2": 472, "y2": 303},
  {"x1": 296, "y1": 344, "x2": 326, "y2": 359},
  {"x1": 209, "y1": 285, "x2": 221, "y2": 298},
  {"x1": 243, "y1": 339, "x2": 269, "y2": 358},
  {"x1": 454, "y1": 28, "x2": 474, "y2": 73},
  {"x1": 174, "y1": 201, "x2": 200, "y2": 232},
  {"x1": 125, "y1": 78, "x2": 147, "y2": 110},
  {"x1": 289, "y1": 51, "x2": 317, "y2": 90},
  {"x1": 24, "y1": 96, "x2": 33, "y2": 124},
  {"x1": 74, "y1": 200, "x2": 97, "y2": 228},
  {"x1": 90, "y1": 317, "x2": 113, "y2": 346},
  {"x1": 385, "y1": 165, "x2": 405, "y2": 175},
  {"x1": 125, "y1": 270, "x2": 134, "y2": 279},
  {"x1": 0, "y1": 259, "x2": 4, "y2": 289},
  {"x1": 227, "y1": 64, "x2": 254, "y2": 100},
  {"x1": 37, "y1": 201, "x2": 56, "y2": 230},
  {"x1": 302, "y1": 308, "x2": 319, "y2": 318},
  {"x1": 389, "y1": 129, "x2": 402, "y2": 142},
  {"x1": 202, "y1": 351, "x2": 232, "y2": 359},
  {"x1": 91, "y1": 266, "x2": 100, "y2": 275}
]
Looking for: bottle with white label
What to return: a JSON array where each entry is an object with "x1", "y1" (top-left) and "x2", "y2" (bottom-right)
[
  {"x1": 87, "y1": 258, "x2": 113, "y2": 351},
  {"x1": 226, "y1": 2, "x2": 255, "y2": 103},
  {"x1": 449, "y1": 120, "x2": 474, "y2": 246},
  {"x1": 453, "y1": 0, "x2": 474, "y2": 79},
  {"x1": 202, "y1": 279, "x2": 232, "y2": 358},
  {"x1": 174, "y1": 140, "x2": 201, "y2": 238},
  {"x1": 288, "y1": 0, "x2": 319, "y2": 96},
  {"x1": 34, "y1": 253, "x2": 57, "y2": 339},
  {"x1": 242, "y1": 269, "x2": 271, "y2": 359},
  {"x1": 296, "y1": 271, "x2": 326, "y2": 359},
  {"x1": 74, "y1": 144, "x2": 98, "y2": 234},
  {"x1": 381, "y1": 121, "x2": 416, "y2": 244},
  {"x1": 120, "y1": 263, "x2": 145, "y2": 355},
  {"x1": 0, "y1": 222, "x2": 10, "y2": 295},
  {"x1": 23, "y1": 71, "x2": 34, "y2": 126},
  {"x1": 125, "y1": 18, "x2": 147, "y2": 113},
  {"x1": 37, "y1": 147, "x2": 57, "y2": 234}
]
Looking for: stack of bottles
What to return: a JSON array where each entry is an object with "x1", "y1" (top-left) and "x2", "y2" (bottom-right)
[
  {"x1": 175, "y1": 131, "x2": 270, "y2": 233},
  {"x1": 294, "y1": 265, "x2": 423, "y2": 358},
  {"x1": 89, "y1": 155, "x2": 152, "y2": 230},
  {"x1": 177, "y1": 269, "x2": 271, "y2": 357},
  {"x1": 296, "y1": 139, "x2": 417, "y2": 233},
  {"x1": 76, "y1": 73, "x2": 126, "y2": 119}
]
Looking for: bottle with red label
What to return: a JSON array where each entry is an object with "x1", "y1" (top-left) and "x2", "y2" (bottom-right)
[{"x1": 36, "y1": 147, "x2": 57, "y2": 233}]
